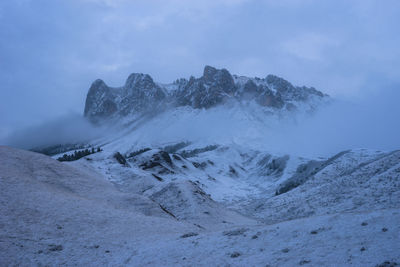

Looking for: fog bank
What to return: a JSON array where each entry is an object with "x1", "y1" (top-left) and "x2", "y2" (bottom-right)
[
  {"x1": 1, "y1": 114, "x2": 103, "y2": 149},
  {"x1": 2, "y1": 86, "x2": 399, "y2": 158},
  {"x1": 275, "y1": 87, "x2": 400, "y2": 157}
]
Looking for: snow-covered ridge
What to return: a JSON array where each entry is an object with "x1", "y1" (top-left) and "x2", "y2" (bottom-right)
[
  {"x1": 84, "y1": 65, "x2": 328, "y2": 123},
  {"x1": 3, "y1": 142, "x2": 399, "y2": 265}
]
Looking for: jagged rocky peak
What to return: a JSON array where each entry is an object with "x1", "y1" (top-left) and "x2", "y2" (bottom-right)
[
  {"x1": 84, "y1": 72, "x2": 166, "y2": 122},
  {"x1": 119, "y1": 73, "x2": 166, "y2": 115},
  {"x1": 173, "y1": 65, "x2": 237, "y2": 108},
  {"x1": 84, "y1": 65, "x2": 328, "y2": 122},
  {"x1": 203, "y1": 65, "x2": 218, "y2": 80},
  {"x1": 123, "y1": 72, "x2": 167, "y2": 104},
  {"x1": 266, "y1": 74, "x2": 293, "y2": 94},
  {"x1": 266, "y1": 74, "x2": 326, "y2": 101},
  {"x1": 125, "y1": 73, "x2": 155, "y2": 91},
  {"x1": 202, "y1": 65, "x2": 235, "y2": 93},
  {"x1": 84, "y1": 79, "x2": 117, "y2": 121}
]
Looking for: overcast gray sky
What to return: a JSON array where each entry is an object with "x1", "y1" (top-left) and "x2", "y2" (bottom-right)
[{"x1": 1, "y1": 0, "x2": 400, "y2": 138}]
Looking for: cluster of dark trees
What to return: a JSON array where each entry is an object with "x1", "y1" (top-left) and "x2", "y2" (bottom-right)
[
  {"x1": 31, "y1": 143, "x2": 86, "y2": 156},
  {"x1": 127, "y1": 147, "x2": 151, "y2": 158},
  {"x1": 180, "y1": 145, "x2": 218, "y2": 158},
  {"x1": 57, "y1": 147, "x2": 102, "y2": 162}
]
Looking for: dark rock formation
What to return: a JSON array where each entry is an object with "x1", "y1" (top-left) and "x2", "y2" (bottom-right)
[
  {"x1": 119, "y1": 73, "x2": 166, "y2": 115},
  {"x1": 174, "y1": 65, "x2": 236, "y2": 108},
  {"x1": 84, "y1": 79, "x2": 118, "y2": 122},
  {"x1": 84, "y1": 74, "x2": 165, "y2": 122},
  {"x1": 84, "y1": 65, "x2": 328, "y2": 123}
]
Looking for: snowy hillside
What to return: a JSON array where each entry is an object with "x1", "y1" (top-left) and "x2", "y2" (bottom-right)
[{"x1": 1, "y1": 145, "x2": 399, "y2": 266}]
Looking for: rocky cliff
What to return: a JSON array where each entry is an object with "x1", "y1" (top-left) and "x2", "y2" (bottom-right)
[{"x1": 84, "y1": 65, "x2": 328, "y2": 122}]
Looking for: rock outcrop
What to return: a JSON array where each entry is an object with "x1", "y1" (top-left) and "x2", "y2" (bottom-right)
[{"x1": 84, "y1": 65, "x2": 328, "y2": 122}]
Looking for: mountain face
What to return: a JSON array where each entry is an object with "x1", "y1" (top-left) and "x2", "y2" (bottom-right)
[
  {"x1": 84, "y1": 65, "x2": 327, "y2": 122},
  {"x1": 84, "y1": 73, "x2": 166, "y2": 122}
]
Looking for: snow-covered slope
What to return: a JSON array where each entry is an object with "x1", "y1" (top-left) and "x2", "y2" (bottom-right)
[{"x1": 1, "y1": 146, "x2": 399, "y2": 266}]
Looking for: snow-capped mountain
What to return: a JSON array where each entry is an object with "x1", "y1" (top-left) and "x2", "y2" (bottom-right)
[{"x1": 2, "y1": 66, "x2": 398, "y2": 266}]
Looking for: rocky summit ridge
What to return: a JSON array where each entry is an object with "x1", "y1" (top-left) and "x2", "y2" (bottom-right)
[{"x1": 84, "y1": 65, "x2": 328, "y2": 123}]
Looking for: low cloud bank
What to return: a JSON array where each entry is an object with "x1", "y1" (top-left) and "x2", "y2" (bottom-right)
[
  {"x1": 125, "y1": 87, "x2": 400, "y2": 157},
  {"x1": 1, "y1": 87, "x2": 399, "y2": 158},
  {"x1": 275, "y1": 87, "x2": 400, "y2": 157},
  {"x1": 1, "y1": 113, "x2": 104, "y2": 149}
]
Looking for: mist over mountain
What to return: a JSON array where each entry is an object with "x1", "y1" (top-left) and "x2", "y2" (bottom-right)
[
  {"x1": 4, "y1": 65, "x2": 399, "y2": 157},
  {"x1": 1, "y1": 65, "x2": 399, "y2": 266},
  {"x1": 1, "y1": 114, "x2": 105, "y2": 150}
]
